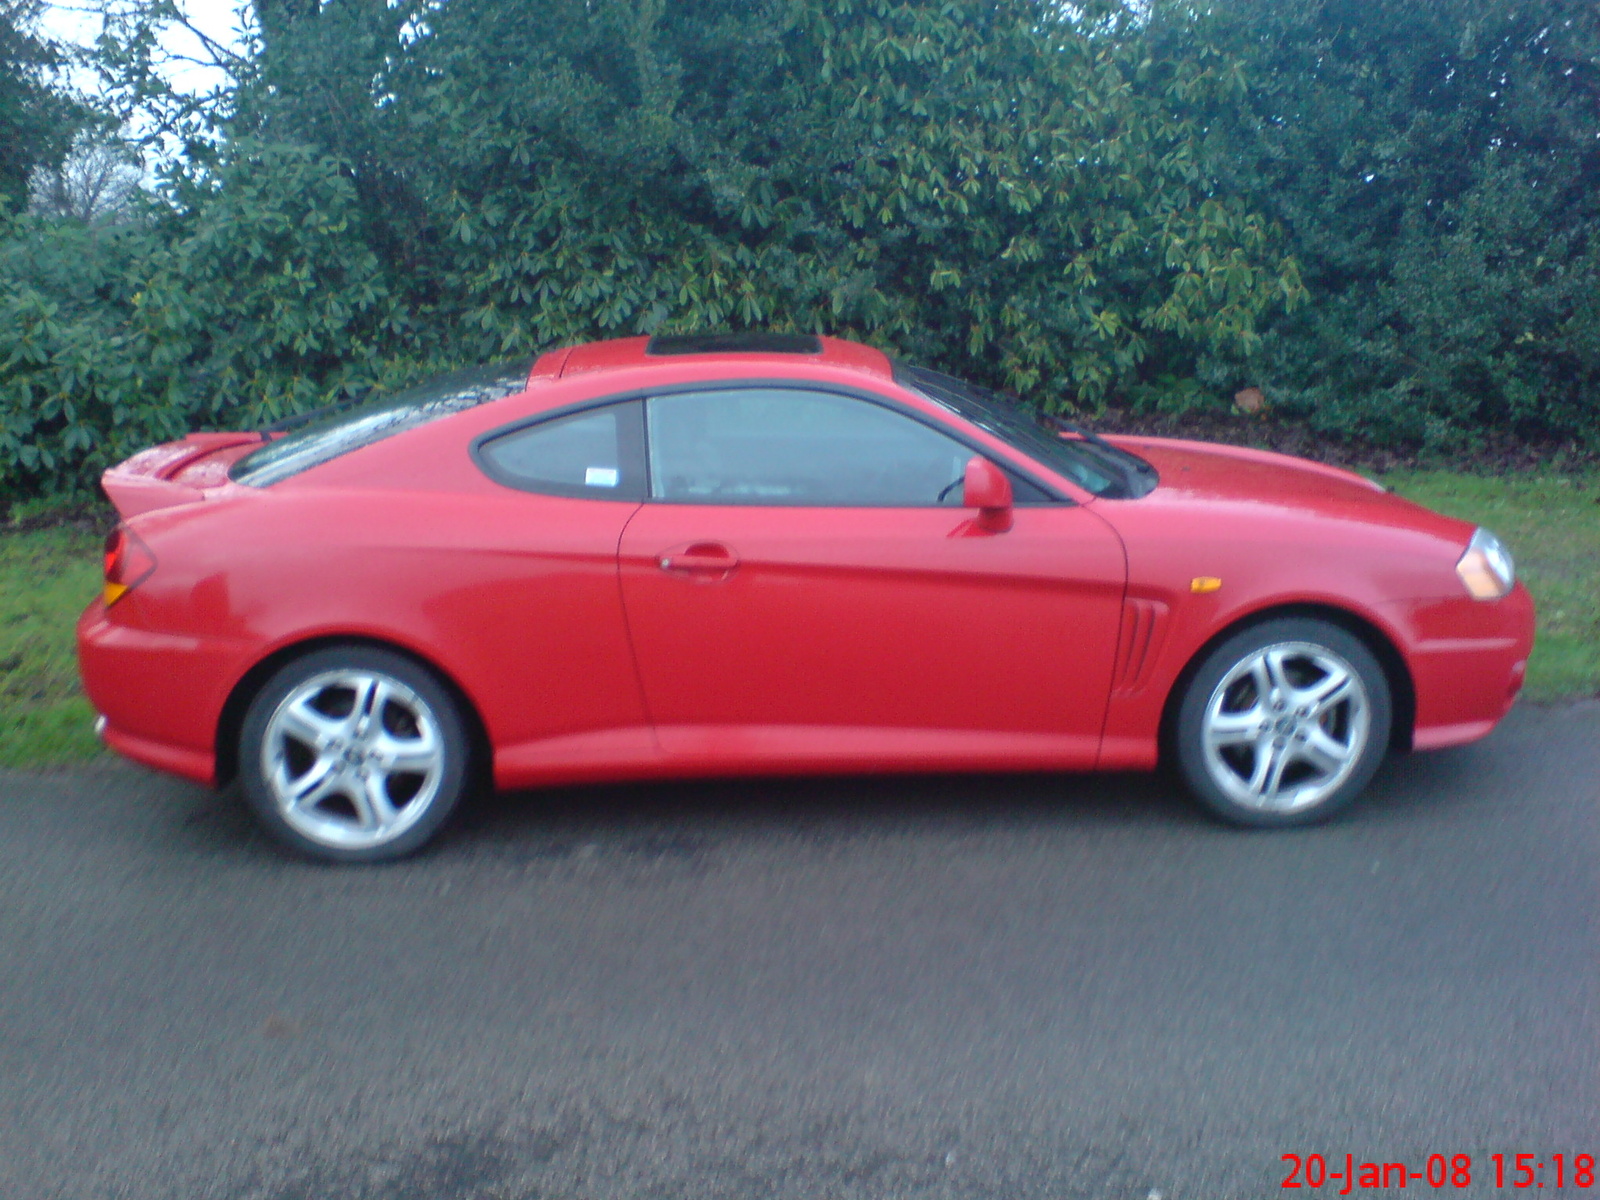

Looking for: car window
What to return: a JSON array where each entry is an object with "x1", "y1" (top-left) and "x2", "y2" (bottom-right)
[
  {"x1": 477, "y1": 401, "x2": 647, "y2": 499},
  {"x1": 646, "y1": 388, "x2": 980, "y2": 506},
  {"x1": 231, "y1": 360, "x2": 533, "y2": 488}
]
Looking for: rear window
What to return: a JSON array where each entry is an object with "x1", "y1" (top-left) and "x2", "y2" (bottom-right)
[{"x1": 230, "y1": 360, "x2": 533, "y2": 487}]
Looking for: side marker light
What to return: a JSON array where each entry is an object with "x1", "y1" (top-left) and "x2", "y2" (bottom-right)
[{"x1": 1190, "y1": 577, "x2": 1223, "y2": 594}]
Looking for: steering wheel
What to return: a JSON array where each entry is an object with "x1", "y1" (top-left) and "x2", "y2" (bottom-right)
[{"x1": 937, "y1": 474, "x2": 966, "y2": 504}]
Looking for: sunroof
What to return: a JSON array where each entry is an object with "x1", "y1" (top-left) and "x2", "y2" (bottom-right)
[{"x1": 645, "y1": 332, "x2": 822, "y2": 356}]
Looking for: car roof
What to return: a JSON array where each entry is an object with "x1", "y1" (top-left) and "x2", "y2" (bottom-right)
[{"x1": 528, "y1": 334, "x2": 896, "y2": 386}]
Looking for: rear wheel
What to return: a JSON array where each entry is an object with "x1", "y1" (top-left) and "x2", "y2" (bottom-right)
[
  {"x1": 1174, "y1": 618, "x2": 1391, "y2": 827},
  {"x1": 239, "y1": 646, "x2": 471, "y2": 862}
]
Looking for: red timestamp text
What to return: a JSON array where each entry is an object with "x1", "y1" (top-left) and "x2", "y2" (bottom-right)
[{"x1": 1281, "y1": 1153, "x2": 1597, "y2": 1191}]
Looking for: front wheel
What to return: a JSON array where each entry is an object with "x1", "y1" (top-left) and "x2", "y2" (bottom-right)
[
  {"x1": 239, "y1": 646, "x2": 472, "y2": 862},
  {"x1": 1173, "y1": 618, "x2": 1392, "y2": 828}
]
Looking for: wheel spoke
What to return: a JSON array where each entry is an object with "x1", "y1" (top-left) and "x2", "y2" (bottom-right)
[
  {"x1": 347, "y1": 676, "x2": 382, "y2": 735},
  {"x1": 346, "y1": 773, "x2": 383, "y2": 831},
  {"x1": 372, "y1": 727, "x2": 439, "y2": 775},
  {"x1": 1305, "y1": 668, "x2": 1354, "y2": 715},
  {"x1": 1206, "y1": 708, "x2": 1264, "y2": 748},
  {"x1": 1262, "y1": 648, "x2": 1295, "y2": 700},
  {"x1": 278, "y1": 697, "x2": 343, "y2": 749},
  {"x1": 1248, "y1": 657, "x2": 1274, "y2": 706},
  {"x1": 287, "y1": 759, "x2": 342, "y2": 810},
  {"x1": 351, "y1": 773, "x2": 398, "y2": 831},
  {"x1": 1245, "y1": 737, "x2": 1281, "y2": 796},
  {"x1": 1263, "y1": 744, "x2": 1295, "y2": 804},
  {"x1": 1300, "y1": 727, "x2": 1354, "y2": 775}
]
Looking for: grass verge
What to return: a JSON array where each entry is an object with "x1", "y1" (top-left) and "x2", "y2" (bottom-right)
[
  {"x1": 0, "y1": 524, "x2": 105, "y2": 768},
  {"x1": 0, "y1": 471, "x2": 1595, "y2": 769}
]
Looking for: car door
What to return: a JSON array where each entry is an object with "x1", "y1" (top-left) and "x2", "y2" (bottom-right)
[
  {"x1": 616, "y1": 385, "x2": 1128, "y2": 770},
  {"x1": 460, "y1": 400, "x2": 653, "y2": 778}
]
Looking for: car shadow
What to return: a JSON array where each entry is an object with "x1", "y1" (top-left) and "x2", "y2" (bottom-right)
[
  {"x1": 441, "y1": 734, "x2": 1500, "y2": 858},
  {"x1": 160, "y1": 741, "x2": 1490, "y2": 868},
  {"x1": 1362, "y1": 736, "x2": 1511, "y2": 822},
  {"x1": 445, "y1": 767, "x2": 1201, "y2": 860}
]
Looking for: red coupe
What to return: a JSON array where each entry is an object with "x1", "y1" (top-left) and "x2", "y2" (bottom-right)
[{"x1": 78, "y1": 333, "x2": 1534, "y2": 860}]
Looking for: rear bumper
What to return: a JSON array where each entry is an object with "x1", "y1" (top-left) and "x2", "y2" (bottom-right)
[
  {"x1": 76, "y1": 601, "x2": 237, "y2": 785},
  {"x1": 1387, "y1": 583, "x2": 1536, "y2": 751}
]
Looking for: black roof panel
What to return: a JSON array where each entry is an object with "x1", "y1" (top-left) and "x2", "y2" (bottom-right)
[{"x1": 645, "y1": 332, "x2": 822, "y2": 356}]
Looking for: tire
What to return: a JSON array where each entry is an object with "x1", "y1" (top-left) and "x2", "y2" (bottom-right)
[
  {"x1": 239, "y1": 646, "x2": 472, "y2": 862},
  {"x1": 1173, "y1": 617, "x2": 1392, "y2": 828}
]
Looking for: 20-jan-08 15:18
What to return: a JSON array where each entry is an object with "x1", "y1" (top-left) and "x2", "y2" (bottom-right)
[{"x1": 1282, "y1": 1153, "x2": 1596, "y2": 1191}]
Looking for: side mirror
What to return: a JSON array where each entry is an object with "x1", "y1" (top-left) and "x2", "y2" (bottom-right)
[{"x1": 962, "y1": 456, "x2": 1013, "y2": 533}]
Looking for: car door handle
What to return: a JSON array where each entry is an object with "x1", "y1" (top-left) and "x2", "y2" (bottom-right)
[{"x1": 657, "y1": 542, "x2": 740, "y2": 577}]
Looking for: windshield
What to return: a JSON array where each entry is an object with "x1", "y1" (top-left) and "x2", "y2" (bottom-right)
[
  {"x1": 895, "y1": 364, "x2": 1156, "y2": 499},
  {"x1": 231, "y1": 360, "x2": 533, "y2": 487}
]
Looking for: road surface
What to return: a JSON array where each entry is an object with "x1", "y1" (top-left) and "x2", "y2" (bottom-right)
[{"x1": 1, "y1": 701, "x2": 1595, "y2": 1199}]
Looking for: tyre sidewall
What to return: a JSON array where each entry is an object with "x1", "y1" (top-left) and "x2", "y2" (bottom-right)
[
  {"x1": 239, "y1": 646, "x2": 471, "y2": 863},
  {"x1": 1175, "y1": 618, "x2": 1393, "y2": 828}
]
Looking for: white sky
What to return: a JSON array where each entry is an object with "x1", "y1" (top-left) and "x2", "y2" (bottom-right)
[
  {"x1": 39, "y1": 0, "x2": 248, "y2": 100},
  {"x1": 34, "y1": 0, "x2": 250, "y2": 174}
]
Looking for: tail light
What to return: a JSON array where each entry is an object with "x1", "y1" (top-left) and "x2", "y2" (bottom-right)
[{"x1": 103, "y1": 526, "x2": 156, "y2": 607}]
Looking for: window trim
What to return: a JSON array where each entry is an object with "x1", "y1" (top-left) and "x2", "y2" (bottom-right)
[
  {"x1": 471, "y1": 398, "x2": 648, "y2": 501},
  {"x1": 470, "y1": 379, "x2": 1075, "y2": 507}
]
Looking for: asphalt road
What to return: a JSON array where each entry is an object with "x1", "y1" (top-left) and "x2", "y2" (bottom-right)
[{"x1": 2, "y1": 702, "x2": 1596, "y2": 1200}]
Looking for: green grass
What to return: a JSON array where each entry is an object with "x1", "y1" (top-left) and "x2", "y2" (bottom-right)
[
  {"x1": 1382, "y1": 470, "x2": 1600, "y2": 701},
  {"x1": 0, "y1": 526, "x2": 105, "y2": 768},
  {"x1": 0, "y1": 470, "x2": 1595, "y2": 769}
]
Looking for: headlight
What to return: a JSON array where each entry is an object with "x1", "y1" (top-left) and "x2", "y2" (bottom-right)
[{"x1": 1456, "y1": 527, "x2": 1515, "y2": 600}]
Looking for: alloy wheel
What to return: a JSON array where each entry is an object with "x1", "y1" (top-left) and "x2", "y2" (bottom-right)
[
  {"x1": 1198, "y1": 640, "x2": 1371, "y2": 814},
  {"x1": 260, "y1": 668, "x2": 446, "y2": 851}
]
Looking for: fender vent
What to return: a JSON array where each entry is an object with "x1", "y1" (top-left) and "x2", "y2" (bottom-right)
[{"x1": 1113, "y1": 598, "x2": 1170, "y2": 695}]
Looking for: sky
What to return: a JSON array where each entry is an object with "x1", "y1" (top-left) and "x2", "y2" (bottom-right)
[
  {"x1": 39, "y1": 0, "x2": 248, "y2": 101},
  {"x1": 35, "y1": 0, "x2": 251, "y2": 175}
]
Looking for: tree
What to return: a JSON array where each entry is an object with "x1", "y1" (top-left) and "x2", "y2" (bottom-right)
[
  {"x1": 0, "y1": 0, "x2": 1313, "y2": 501},
  {"x1": 225, "y1": 0, "x2": 1301, "y2": 407},
  {"x1": 0, "y1": 0, "x2": 82, "y2": 214},
  {"x1": 1146, "y1": 0, "x2": 1600, "y2": 448},
  {"x1": 29, "y1": 130, "x2": 144, "y2": 222}
]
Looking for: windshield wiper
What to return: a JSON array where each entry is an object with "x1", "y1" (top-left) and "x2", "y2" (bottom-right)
[{"x1": 1046, "y1": 415, "x2": 1158, "y2": 497}]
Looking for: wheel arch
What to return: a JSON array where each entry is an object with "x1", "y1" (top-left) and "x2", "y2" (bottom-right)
[
  {"x1": 214, "y1": 635, "x2": 493, "y2": 789},
  {"x1": 1156, "y1": 602, "x2": 1417, "y2": 764}
]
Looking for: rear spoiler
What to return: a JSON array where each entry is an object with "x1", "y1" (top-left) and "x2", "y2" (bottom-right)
[{"x1": 101, "y1": 431, "x2": 264, "y2": 519}]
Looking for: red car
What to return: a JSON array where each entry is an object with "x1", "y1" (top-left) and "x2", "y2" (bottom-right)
[{"x1": 78, "y1": 333, "x2": 1534, "y2": 861}]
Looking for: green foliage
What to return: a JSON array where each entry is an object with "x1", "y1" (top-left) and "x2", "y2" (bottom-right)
[
  {"x1": 1149, "y1": 0, "x2": 1600, "y2": 450},
  {"x1": 237, "y1": 0, "x2": 1300, "y2": 401},
  {"x1": 1, "y1": 0, "x2": 1305, "y2": 499},
  {"x1": 5, "y1": 0, "x2": 1597, "y2": 500},
  {"x1": 0, "y1": 144, "x2": 438, "y2": 498}
]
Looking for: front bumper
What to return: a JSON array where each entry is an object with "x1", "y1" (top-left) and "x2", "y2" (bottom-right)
[{"x1": 1386, "y1": 582, "x2": 1537, "y2": 751}]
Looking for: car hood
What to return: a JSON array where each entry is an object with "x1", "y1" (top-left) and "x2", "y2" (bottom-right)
[{"x1": 1101, "y1": 435, "x2": 1466, "y2": 537}]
